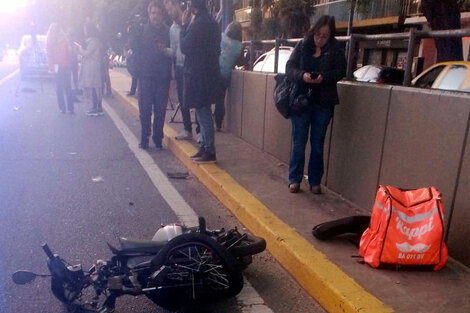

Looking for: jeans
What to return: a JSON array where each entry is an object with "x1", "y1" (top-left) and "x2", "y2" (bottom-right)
[
  {"x1": 289, "y1": 104, "x2": 333, "y2": 186},
  {"x1": 214, "y1": 77, "x2": 228, "y2": 128},
  {"x1": 195, "y1": 105, "x2": 215, "y2": 154},
  {"x1": 175, "y1": 66, "x2": 192, "y2": 133},
  {"x1": 56, "y1": 66, "x2": 73, "y2": 113},
  {"x1": 138, "y1": 78, "x2": 170, "y2": 146}
]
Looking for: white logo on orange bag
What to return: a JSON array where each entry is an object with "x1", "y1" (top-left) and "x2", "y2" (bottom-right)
[
  {"x1": 395, "y1": 216, "x2": 434, "y2": 240},
  {"x1": 395, "y1": 242, "x2": 430, "y2": 253}
]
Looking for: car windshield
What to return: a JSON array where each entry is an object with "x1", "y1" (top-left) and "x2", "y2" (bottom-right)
[{"x1": 436, "y1": 65, "x2": 467, "y2": 91}]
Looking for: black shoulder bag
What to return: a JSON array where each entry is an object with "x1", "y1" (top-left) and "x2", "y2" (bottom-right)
[{"x1": 273, "y1": 43, "x2": 309, "y2": 119}]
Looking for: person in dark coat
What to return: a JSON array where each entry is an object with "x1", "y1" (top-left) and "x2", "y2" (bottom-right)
[
  {"x1": 135, "y1": 0, "x2": 172, "y2": 149},
  {"x1": 181, "y1": 0, "x2": 221, "y2": 163},
  {"x1": 285, "y1": 15, "x2": 346, "y2": 194}
]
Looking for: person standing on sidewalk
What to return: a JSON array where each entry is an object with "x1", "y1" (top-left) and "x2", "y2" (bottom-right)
[
  {"x1": 285, "y1": 15, "x2": 346, "y2": 194},
  {"x1": 46, "y1": 23, "x2": 74, "y2": 114},
  {"x1": 215, "y1": 21, "x2": 242, "y2": 131},
  {"x1": 76, "y1": 22, "x2": 104, "y2": 117},
  {"x1": 181, "y1": 0, "x2": 221, "y2": 163},
  {"x1": 164, "y1": 0, "x2": 193, "y2": 141},
  {"x1": 135, "y1": 0, "x2": 172, "y2": 149}
]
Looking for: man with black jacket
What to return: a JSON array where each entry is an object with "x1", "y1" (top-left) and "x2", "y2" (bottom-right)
[
  {"x1": 135, "y1": 0, "x2": 172, "y2": 149},
  {"x1": 181, "y1": 0, "x2": 221, "y2": 163}
]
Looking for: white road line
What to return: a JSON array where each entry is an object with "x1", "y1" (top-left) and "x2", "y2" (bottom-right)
[
  {"x1": 102, "y1": 100, "x2": 274, "y2": 313},
  {"x1": 102, "y1": 100, "x2": 198, "y2": 226},
  {"x1": 0, "y1": 69, "x2": 19, "y2": 85}
]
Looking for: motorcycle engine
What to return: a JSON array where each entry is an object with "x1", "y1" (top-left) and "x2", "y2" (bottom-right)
[{"x1": 152, "y1": 224, "x2": 183, "y2": 242}]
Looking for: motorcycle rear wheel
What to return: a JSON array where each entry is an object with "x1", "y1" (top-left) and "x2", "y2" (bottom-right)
[{"x1": 146, "y1": 233, "x2": 243, "y2": 311}]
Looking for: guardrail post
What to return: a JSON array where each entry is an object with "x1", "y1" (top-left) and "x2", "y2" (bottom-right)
[
  {"x1": 274, "y1": 38, "x2": 280, "y2": 74},
  {"x1": 346, "y1": 34, "x2": 356, "y2": 80},
  {"x1": 249, "y1": 41, "x2": 254, "y2": 71},
  {"x1": 403, "y1": 30, "x2": 417, "y2": 86}
]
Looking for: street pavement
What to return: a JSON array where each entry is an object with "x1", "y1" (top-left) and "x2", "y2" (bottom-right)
[
  {"x1": 109, "y1": 68, "x2": 470, "y2": 313},
  {"x1": 0, "y1": 60, "x2": 325, "y2": 312}
]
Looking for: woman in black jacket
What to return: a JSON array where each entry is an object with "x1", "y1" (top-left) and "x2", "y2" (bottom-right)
[{"x1": 286, "y1": 15, "x2": 346, "y2": 194}]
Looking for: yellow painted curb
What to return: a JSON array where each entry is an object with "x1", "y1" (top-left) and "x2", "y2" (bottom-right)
[{"x1": 110, "y1": 73, "x2": 394, "y2": 313}]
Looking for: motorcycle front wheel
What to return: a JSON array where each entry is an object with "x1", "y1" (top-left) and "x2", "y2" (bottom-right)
[{"x1": 146, "y1": 233, "x2": 243, "y2": 311}]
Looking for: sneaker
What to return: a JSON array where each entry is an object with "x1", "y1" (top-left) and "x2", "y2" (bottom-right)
[
  {"x1": 95, "y1": 109, "x2": 104, "y2": 116},
  {"x1": 310, "y1": 185, "x2": 322, "y2": 194},
  {"x1": 289, "y1": 183, "x2": 300, "y2": 193},
  {"x1": 175, "y1": 130, "x2": 193, "y2": 140},
  {"x1": 196, "y1": 132, "x2": 202, "y2": 144},
  {"x1": 190, "y1": 148, "x2": 205, "y2": 159},
  {"x1": 86, "y1": 108, "x2": 99, "y2": 116},
  {"x1": 193, "y1": 152, "x2": 216, "y2": 164}
]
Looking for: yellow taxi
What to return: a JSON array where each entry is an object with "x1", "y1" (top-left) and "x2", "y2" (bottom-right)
[{"x1": 411, "y1": 61, "x2": 470, "y2": 93}]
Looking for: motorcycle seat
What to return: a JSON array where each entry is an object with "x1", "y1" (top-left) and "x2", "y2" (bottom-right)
[{"x1": 111, "y1": 237, "x2": 167, "y2": 255}]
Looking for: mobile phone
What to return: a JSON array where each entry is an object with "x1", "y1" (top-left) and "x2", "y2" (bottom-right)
[{"x1": 310, "y1": 72, "x2": 320, "y2": 79}]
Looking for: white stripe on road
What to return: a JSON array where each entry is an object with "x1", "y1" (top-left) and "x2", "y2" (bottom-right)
[
  {"x1": 102, "y1": 100, "x2": 274, "y2": 313},
  {"x1": 0, "y1": 69, "x2": 19, "y2": 85},
  {"x1": 103, "y1": 100, "x2": 198, "y2": 226}
]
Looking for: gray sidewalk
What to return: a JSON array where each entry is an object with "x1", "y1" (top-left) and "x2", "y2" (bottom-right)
[{"x1": 110, "y1": 68, "x2": 470, "y2": 313}]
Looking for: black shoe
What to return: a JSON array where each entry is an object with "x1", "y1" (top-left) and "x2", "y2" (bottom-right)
[
  {"x1": 139, "y1": 142, "x2": 149, "y2": 149},
  {"x1": 190, "y1": 148, "x2": 205, "y2": 159},
  {"x1": 127, "y1": 91, "x2": 135, "y2": 96},
  {"x1": 193, "y1": 152, "x2": 216, "y2": 164}
]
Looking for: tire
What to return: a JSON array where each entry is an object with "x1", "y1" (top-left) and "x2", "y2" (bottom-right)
[
  {"x1": 312, "y1": 215, "x2": 371, "y2": 241},
  {"x1": 51, "y1": 277, "x2": 68, "y2": 304},
  {"x1": 146, "y1": 233, "x2": 243, "y2": 311},
  {"x1": 229, "y1": 235, "x2": 266, "y2": 257}
]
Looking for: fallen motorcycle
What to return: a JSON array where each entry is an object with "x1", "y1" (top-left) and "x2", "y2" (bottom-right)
[{"x1": 12, "y1": 217, "x2": 266, "y2": 312}]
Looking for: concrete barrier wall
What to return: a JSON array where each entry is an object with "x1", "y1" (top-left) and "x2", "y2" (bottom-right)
[
  {"x1": 329, "y1": 82, "x2": 392, "y2": 209},
  {"x1": 241, "y1": 72, "x2": 267, "y2": 149},
  {"x1": 225, "y1": 71, "x2": 470, "y2": 266},
  {"x1": 264, "y1": 74, "x2": 292, "y2": 164}
]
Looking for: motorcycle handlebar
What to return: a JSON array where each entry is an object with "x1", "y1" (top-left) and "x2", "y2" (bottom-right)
[{"x1": 41, "y1": 243, "x2": 55, "y2": 259}]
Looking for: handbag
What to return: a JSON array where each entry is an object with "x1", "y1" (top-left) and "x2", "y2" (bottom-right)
[
  {"x1": 273, "y1": 73, "x2": 309, "y2": 119},
  {"x1": 359, "y1": 185, "x2": 448, "y2": 270}
]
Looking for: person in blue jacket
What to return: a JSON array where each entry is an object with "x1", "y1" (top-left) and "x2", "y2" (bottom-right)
[{"x1": 215, "y1": 21, "x2": 242, "y2": 131}]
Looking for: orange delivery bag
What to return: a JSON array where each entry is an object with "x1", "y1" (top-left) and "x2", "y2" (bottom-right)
[{"x1": 359, "y1": 186, "x2": 448, "y2": 270}]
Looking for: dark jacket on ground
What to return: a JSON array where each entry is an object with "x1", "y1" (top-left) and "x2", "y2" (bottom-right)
[
  {"x1": 180, "y1": 9, "x2": 221, "y2": 109},
  {"x1": 286, "y1": 36, "x2": 346, "y2": 107},
  {"x1": 135, "y1": 23, "x2": 171, "y2": 81}
]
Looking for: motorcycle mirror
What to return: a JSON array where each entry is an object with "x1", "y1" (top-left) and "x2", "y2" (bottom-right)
[{"x1": 12, "y1": 270, "x2": 38, "y2": 285}]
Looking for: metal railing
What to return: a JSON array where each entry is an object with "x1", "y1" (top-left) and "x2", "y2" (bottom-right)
[
  {"x1": 241, "y1": 36, "x2": 349, "y2": 73},
  {"x1": 346, "y1": 28, "x2": 470, "y2": 86},
  {"x1": 242, "y1": 28, "x2": 470, "y2": 87}
]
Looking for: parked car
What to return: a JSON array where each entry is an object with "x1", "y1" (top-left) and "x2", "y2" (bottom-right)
[
  {"x1": 18, "y1": 34, "x2": 49, "y2": 79},
  {"x1": 353, "y1": 64, "x2": 404, "y2": 85},
  {"x1": 411, "y1": 61, "x2": 470, "y2": 93},
  {"x1": 252, "y1": 46, "x2": 293, "y2": 74}
]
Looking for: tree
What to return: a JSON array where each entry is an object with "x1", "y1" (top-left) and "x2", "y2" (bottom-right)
[
  {"x1": 250, "y1": 0, "x2": 313, "y2": 39},
  {"x1": 274, "y1": 0, "x2": 313, "y2": 38}
]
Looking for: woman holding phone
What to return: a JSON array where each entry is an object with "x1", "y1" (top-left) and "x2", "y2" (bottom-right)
[{"x1": 285, "y1": 15, "x2": 346, "y2": 194}]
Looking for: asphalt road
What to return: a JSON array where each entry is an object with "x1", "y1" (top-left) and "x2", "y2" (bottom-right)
[{"x1": 0, "y1": 59, "x2": 325, "y2": 313}]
